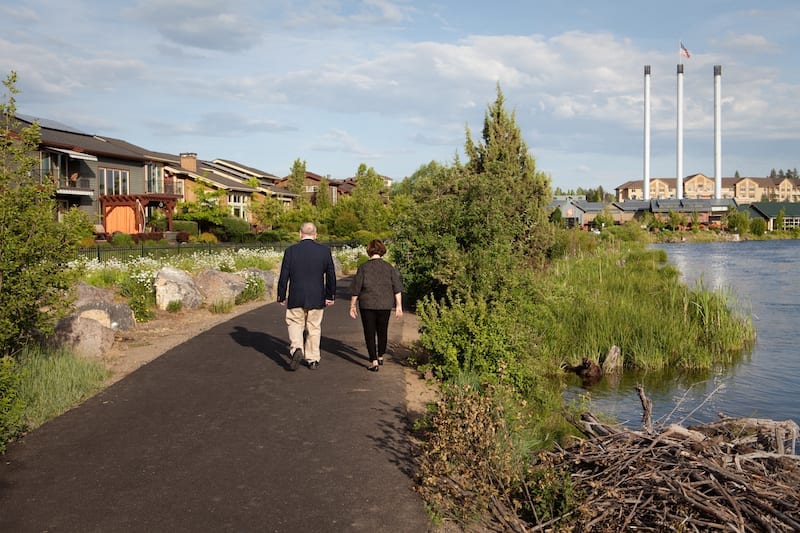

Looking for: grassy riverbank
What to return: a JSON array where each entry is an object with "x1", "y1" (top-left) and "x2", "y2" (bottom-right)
[{"x1": 414, "y1": 225, "x2": 757, "y2": 527}]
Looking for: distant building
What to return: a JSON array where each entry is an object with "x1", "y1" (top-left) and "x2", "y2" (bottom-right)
[
  {"x1": 548, "y1": 195, "x2": 737, "y2": 230},
  {"x1": 616, "y1": 174, "x2": 800, "y2": 204}
]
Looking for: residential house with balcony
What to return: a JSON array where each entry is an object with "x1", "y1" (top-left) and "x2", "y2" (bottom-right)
[
  {"x1": 19, "y1": 114, "x2": 182, "y2": 235},
  {"x1": 164, "y1": 153, "x2": 296, "y2": 231}
]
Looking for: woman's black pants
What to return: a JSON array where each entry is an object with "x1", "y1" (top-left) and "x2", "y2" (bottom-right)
[{"x1": 359, "y1": 308, "x2": 391, "y2": 362}]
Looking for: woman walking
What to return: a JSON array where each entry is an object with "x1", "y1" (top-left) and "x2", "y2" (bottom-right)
[{"x1": 349, "y1": 240, "x2": 403, "y2": 372}]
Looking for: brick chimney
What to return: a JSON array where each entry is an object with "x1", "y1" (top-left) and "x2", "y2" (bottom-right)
[{"x1": 180, "y1": 152, "x2": 197, "y2": 172}]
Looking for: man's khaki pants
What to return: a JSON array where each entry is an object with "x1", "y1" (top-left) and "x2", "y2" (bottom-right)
[{"x1": 285, "y1": 307, "x2": 324, "y2": 363}]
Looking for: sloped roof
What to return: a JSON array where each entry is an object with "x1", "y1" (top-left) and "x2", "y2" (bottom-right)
[
  {"x1": 572, "y1": 200, "x2": 617, "y2": 213},
  {"x1": 17, "y1": 114, "x2": 156, "y2": 161},
  {"x1": 212, "y1": 159, "x2": 280, "y2": 181},
  {"x1": 614, "y1": 200, "x2": 651, "y2": 212},
  {"x1": 748, "y1": 201, "x2": 800, "y2": 218},
  {"x1": 164, "y1": 163, "x2": 257, "y2": 193},
  {"x1": 650, "y1": 198, "x2": 736, "y2": 213}
]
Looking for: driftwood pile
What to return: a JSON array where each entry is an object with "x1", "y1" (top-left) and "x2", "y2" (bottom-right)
[{"x1": 545, "y1": 388, "x2": 800, "y2": 532}]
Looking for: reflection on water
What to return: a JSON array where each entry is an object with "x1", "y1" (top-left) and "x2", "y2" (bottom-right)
[{"x1": 565, "y1": 240, "x2": 800, "y2": 427}]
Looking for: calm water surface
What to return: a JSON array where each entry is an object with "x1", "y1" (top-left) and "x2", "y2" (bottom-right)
[{"x1": 568, "y1": 239, "x2": 800, "y2": 427}]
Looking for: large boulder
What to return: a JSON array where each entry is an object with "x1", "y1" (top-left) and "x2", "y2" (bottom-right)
[
  {"x1": 241, "y1": 268, "x2": 278, "y2": 300},
  {"x1": 195, "y1": 269, "x2": 247, "y2": 306},
  {"x1": 154, "y1": 266, "x2": 203, "y2": 310},
  {"x1": 53, "y1": 315, "x2": 115, "y2": 359},
  {"x1": 74, "y1": 281, "x2": 116, "y2": 305},
  {"x1": 75, "y1": 303, "x2": 136, "y2": 331},
  {"x1": 72, "y1": 281, "x2": 136, "y2": 331}
]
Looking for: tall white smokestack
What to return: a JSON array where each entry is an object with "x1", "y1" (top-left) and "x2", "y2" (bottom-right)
[
  {"x1": 644, "y1": 65, "x2": 651, "y2": 200},
  {"x1": 714, "y1": 65, "x2": 722, "y2": 199},
  {"x1": 676, "y1": 64, "x2": 684, "y2": 199}
]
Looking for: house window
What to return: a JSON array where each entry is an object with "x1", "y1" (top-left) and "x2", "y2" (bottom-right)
[
  {"x1": 304, "y1": 185, "x2": 318, "y2": 193},
  {"x1": 98, "y1": 167, "x2": 129, "y2": 195},
  {"x1": 785, "y1": 217, "x2": 800, "y2": 229},
  {"x1": 228, "y1": 193, "x2": 248, "y2": 218},
  {"x1": 38, "y1": 151, "x2": 69, "y2": 183},
  {"x1": 146, "y1": 163, "x2": 163, "y2": 193}
]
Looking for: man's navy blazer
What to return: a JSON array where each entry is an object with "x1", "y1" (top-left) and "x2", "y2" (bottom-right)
[{"x1": 277, "y1": 239, "x2": 336, "y2": 309}]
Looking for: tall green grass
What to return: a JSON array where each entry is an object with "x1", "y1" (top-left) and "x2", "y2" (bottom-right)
[
  {"x1": 17, "y1": 346, "x2": 109, "y2": 430},
  {"x1": 534, "y1": 243, "x2": 755, "y2": 371}
]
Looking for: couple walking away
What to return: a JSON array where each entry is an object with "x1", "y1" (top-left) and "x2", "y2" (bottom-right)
[{"x1": 276, "y1": 222, "x2": 403, "y2": 372}]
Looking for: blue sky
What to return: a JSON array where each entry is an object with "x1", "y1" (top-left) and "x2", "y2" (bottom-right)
[{"x1": 2, "y1": 1, "x2": 799, "y2": 192}]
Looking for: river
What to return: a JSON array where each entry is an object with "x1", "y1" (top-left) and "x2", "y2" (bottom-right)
[{"x1": 567, "y1": 239, "x2": 800, "y2": 428}]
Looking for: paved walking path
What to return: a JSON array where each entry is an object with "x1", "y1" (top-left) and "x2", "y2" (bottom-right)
[{"x1": 0, "y1": 281, "x2": 434, "y2": 532}]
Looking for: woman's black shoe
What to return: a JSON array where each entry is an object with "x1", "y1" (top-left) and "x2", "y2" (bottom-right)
[
  {"x1": 377, "y1": 357, "x2": 384, "y2": 366},
  {"x1": 367, "y1": 364, "x2": 380, "y2": 372}
]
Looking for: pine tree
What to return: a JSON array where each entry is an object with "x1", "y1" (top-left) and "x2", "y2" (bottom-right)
[
  {"x1": 351, "y1": 163, "x2": 387, "y2": 233},
  {"x1": 316, "y1": 175, "x2": 332, "y2": 212},
  {"x1": 288, "y1": 158, "x2": 307, "y2": 204},
  {"x1": 393, "y1": 85, "x2": 553, "y2": 301},
  {"x1": 460, "y1": 84, "x2": 552, "y2": 287}
]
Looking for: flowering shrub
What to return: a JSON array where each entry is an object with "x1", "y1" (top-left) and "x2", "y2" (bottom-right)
[
  {"x1": 69, "y1": 245, "x2": 366, "y2": 322},
  {"x1": 236, "y1": 273, "x2": 265, "y2": 304},
  {"x1": 334, "y1": 245, "x2": 368, "y2": 273}
]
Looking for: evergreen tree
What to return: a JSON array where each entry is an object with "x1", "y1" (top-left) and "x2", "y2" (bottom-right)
[
  {"x1": 0, "y1": 72, "x2": 76, "y2": 356},
  {"x1": 776, "y1": 208, "x2": 785, "y2": 231},
  {"x1": 394, "y1": 86, "x2": 553, "y2": 301},
  {"x1": 459, "y1": 84, "x2": 552, "y2": 292},
  {"x1": 288, "y1": 158, "x2": 307, "y2": 204},
  {"x1": 350, "y1": 163, "x2": 387, "y2": 233},
  {"x1": 316, "y1": 175, "x2": 332, "y2": 212}
]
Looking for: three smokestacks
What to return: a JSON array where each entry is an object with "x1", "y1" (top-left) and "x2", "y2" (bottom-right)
[{"x1": 642, "y1": 64, "x2": 723, "y2": 200}]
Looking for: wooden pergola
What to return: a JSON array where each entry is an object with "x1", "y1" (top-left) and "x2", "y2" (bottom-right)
[{"x1": 98, "y1": 193, "x2": 181, "y2": 234}]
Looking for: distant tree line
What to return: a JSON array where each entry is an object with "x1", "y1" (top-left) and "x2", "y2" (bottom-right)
[{"x1": 553, "y1": 186, "x2": 614, "y2": 203}]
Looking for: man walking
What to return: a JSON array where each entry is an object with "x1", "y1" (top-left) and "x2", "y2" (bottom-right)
[{"x1": 277, "y1": 222, "x2": 336, "y2": 370}]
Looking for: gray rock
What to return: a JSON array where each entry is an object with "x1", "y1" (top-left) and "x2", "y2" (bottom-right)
[
  {"x1": 195, "y1": 269, "x2": 247, "y2": 306},
  {"x1": 71, "y1": 282, "x2": 136, "y2": 331},
  {"x1": 74, "y1": 281, "x2": 116, "y2": 306},
  {"x1": 53, "y1": 315, "x2": 115, "y2": 359},
  {"x1": 154, "y1": 266, "x2": 203, "y2": 310},
  {"x1": 75, "y1": 302, "x2": 136, "y2": 331}
]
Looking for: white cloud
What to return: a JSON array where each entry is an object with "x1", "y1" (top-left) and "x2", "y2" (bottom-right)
[
  {"x1": 712, "y1": 33, "x2": 780, "y2": 54},
  {"x1": 311, "y1": 129, "x2": 377, "y2": 158},
  {"x1": 148, "y1": 112, "x2": 297, "y2": 137},
  {"x1": 127, "y1": 0, "x2": 264, "y2": 52}
]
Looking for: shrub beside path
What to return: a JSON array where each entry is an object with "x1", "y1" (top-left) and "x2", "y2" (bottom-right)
[{"x1": 0, "y1": 280, "x2": 436, "y2": 532}]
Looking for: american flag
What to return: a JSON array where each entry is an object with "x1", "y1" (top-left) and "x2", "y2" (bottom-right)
[{"x1": 680, "y1": 42, "x2": 691, "y2": 59}]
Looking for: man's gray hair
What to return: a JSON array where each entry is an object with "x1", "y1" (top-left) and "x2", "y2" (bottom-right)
[{"x1": 300, "y1": 222, "x2": 317, "y2": 237}]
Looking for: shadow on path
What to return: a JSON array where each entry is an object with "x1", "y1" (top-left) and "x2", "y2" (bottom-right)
[{"x1": 229, "y1": 325, "x2": 293, "y2": 370}]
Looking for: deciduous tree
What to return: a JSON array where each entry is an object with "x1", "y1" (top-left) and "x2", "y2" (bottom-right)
[{"x1": 0, "y1": 72, "x2": 76, "y2": 356}]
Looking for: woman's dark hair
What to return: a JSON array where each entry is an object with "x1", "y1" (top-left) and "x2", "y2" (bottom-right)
[{"x1": 366, "y1": 239, "x2": 387, "y2": 257}]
